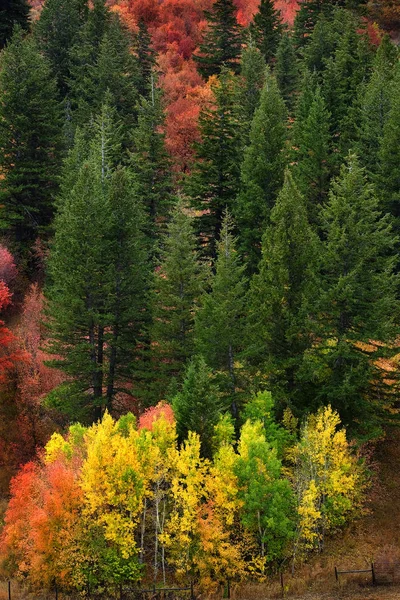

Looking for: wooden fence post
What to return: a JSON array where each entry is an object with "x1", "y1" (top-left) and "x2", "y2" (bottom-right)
[
  {"x1": 372, "y1": 563, "x2": 376, "y2": 586},
  {"x1": 55, "y1": 581, "x2": 58, "y2": 600},
  {"x1": 335, "y1": 567, "x2": 338, "y2": 582},
  {"x1": 8, "y1": 580, "x2": 11, "y2": 600},
  {"x1": 280, "y1": 571, "x2": 284, "y2": 597},
  {"x1": 190, "y1": 580, "x2": 195, "y2": 600}
]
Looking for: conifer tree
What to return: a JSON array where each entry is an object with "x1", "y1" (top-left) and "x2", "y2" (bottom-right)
[
  {"x1": 250, "y1": 0, "x2": 283, "y2": 64},
  {"x1": 195, "y1": 213, "x2": 247, "y2": 421},
  {"x1": 293, "y1": 0, "x2": 324, "y2": 52},
  {"x1": 172, "y1": 356, "x2": 222, "y2": 458},
  {"x1": 238, "y1": 43, "x2": 267, "y2": 136},
  {"x1": 0, "y1": 29, "x2": 62, "y2": 256},
  {"x1": 309, "y1": 155, "x2": 399, "y2": 436},
  {"x1": 234, "y1": 70, "x2": 287, "y2": 273},
  {"x1": 46, "y1": 106, "x2": 149, "y2": 422},
  {"x1": 193, "y1": 0, "x2": 243, "y2": 78},
  {"x1": 246, "y1": 171, "x2": 318, "y2": 415},
  {"x1": 357, "y1": 35, "x2": 398, "y2": 175},
  {"x1": 0, "y1": 0, "x2": 30, "y2": 48},
  {"x1": 134, "y1": 19, "x2": 156, "y2": 99},
  {"x1": 148, "y1": 202, "x2": 208, "y2": 405},
  {"x1": 188, "y1": 69, "x2": 243, "y2": 259},
  {"x1": 34, "y1": 0, "x2": 88, "y2": 95},
  {"x1": 292, "y1": 85, "x2": 332, "y2": 225},
  {"x1": 275, "y1": 32, "x2": 299, "y2": 112}
]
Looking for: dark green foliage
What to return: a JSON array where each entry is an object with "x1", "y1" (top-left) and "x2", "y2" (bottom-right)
[
  {"x1": 148, "y1": 202, "x2": 208, "y2": 405},
  {"x1": 0, "y1": 0, "x2": 30, "y2": 48},
  {"x1": 238, "y1": 43, "x2": 267, "y2": 137},
  {"x1": 35, "y1": 0, "x2": 88, "y2": 95},
  {"x1": 246, "y1": 170, "x2": 318, "y2": 416},
  {"x1": 275, "y1": 32, "x2": 299, "y2": 112},
  {"x1": 193, "y1": 0, "x2": 243, "y2": 78},
  {"x1": 0, "y1": 28, "x2": 62, "y2": 255},
  {"x1": 195, "y1": 213, "x2": 247, "y2": 420},
  {"x1": 172, "y1": 356, "x2": 222, "y2": 458},
  {"x1": 234, "y1": 70, "x2": 287, "y2": 273},
  {"x1": 293, "y1": 0, "x2": 325, "y2": 52},
  {"x1": 130, "y1": 93, "x2": 173, "y2": 254},
  {"x1": 46, "y1": 106, "x2": 149, "y2": 422},
  {"x1": 357, "y1": 35, "x2": 399, "y2": 175},
  {"x1": 188, "y1": 69, "x2": 243, "y2": 259},
  {"x1": 308, "y1": 155, "x2": 399, "y2": 437},
  {"x1": 250, "y1": 0, "x2": 283, "y2": 64},
  {"x1": 133, "y1": 19, "x2": 156, "y2": 99},
  {"x1": 292, "y1": 85, "x2": 332, "y2": 225}
]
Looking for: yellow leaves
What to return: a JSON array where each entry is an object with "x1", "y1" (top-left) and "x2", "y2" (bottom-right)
[{"x1": 297, "y1": 480, "x2": 321, "y2": 550}]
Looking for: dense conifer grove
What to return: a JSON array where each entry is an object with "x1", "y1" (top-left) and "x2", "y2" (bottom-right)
[{"x1": 0, "y1": 0, "x2": 399, "y2": 593}]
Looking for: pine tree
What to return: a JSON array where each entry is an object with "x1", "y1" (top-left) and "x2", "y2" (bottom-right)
[
  {"x1": 309, "y1": 155, "x2": 399, "y2": 436},
  {"x1": 293, "y1": 0, "x2": 325, "y2": 52},
  {"x1": 130, "y1": 92, "x2": 173, "y2": 254},
  {"x1": 34, "y1": 0, "x2": 88, "y2": 95},
  {"x1": 172, "y1": 356, "x2": 222, "y2": 458},
  {"x1": 234, "y1": 70, "x2": 287, "y2": 274},
  {"x1": 194, "y1": 213, "x2": 247, "y2": 421},
  {"x1": 292, "y1": 85, "x2": 332, "y2": 226},
  {"x1": 188, "y1": 69, "x2": 243, "y2": 259},
  {"x1": 246, "y1": 170, "x2": 318, "y2": 416},
  {"x1": 193, "y1": 0, "x2": 243, "y2": 78},
  {"x1": 134, "y1": 19, "x2": 156, "y2": 99},
  {"x1": 148, "y1": 202, "x2": 208, "y2": 405},
  {"x1": 0, "y1": 0, "x2": 30, "y2": 48},
  {"x1": 0, "y1": 29, "x2": 62, "y2": 257},
  {"x1": 238, "y1": 43, "x2": 267, "y2": 137},
  {"x1": 357, "y1": 35, "x2": 398, "y2": 175},
  {"x1": 250, "y1": 0, "x2": 283, "y2": 65},
  {"x1": 46, "y1": 106, "x2": 149, "y2": 422},
  {"x1": 275, "y1": 32, "x2": 299, "y2": 112}
]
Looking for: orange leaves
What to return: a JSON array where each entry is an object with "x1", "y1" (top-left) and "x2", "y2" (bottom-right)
[{"x1": 138, "y1": 401, "x2": 175, "y2": 431}]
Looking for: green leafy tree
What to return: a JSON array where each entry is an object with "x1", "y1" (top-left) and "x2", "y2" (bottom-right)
[
  {"x1": 234, "y1": 70, "x2": 287, "y2": 273},
  {"x1": 172, "y1": 356, "x2": 222, "y2": 458},
  {"x1": 308, "y1": 155, "x2": 399, "y2": 437},
  {"x1": 275, "y1": 32, "x2": 299, "y2": 112},
  {"x1": 148, "y1": 202, "x2": 208, "y2": 405},
  {"x1": 0, "y1": 0, "x2": 30, "y2": 48},
  {"x1": 250, "y1": 0, "x2": 283, "y2": 64},
  {"x1": 34, "y1": 0, "x2": 88, "y2": 95},
  {"x1": 0, "y1": 28, "x2": 62, "y2": 256},
  {"x1": 188, "y1": 69, "x2": 243, "y2": 259},
  {"x1": 195, "y1": 213, "x2": 247, "y2": 420},
  {"x1": 246, "y1": 170, "x2": 318, "y2": 415},
  {"x1": 193, "y1": 0, "x2": 243, "y2": 78}
]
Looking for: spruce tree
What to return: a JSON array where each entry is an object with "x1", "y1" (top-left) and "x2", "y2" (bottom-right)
[
  {"x1": 193, "y1": 0, "x2": 243, "y2": 78},
  {"x1": 46, "y1": 106, "x2": 149, "y2": 422},
  {"x1": 134, "y1": 19, "x2": 156, "y2": 99},
  {"x1": 275, "y1": 32, "x2": 299, "y2": 112},
  {"x1": 292, "y1": 85, "x2": 332, "y2": 226},
  {"x1": 238, "y1": 43, "x2": 267, "y2": 137},
  {"x1": 34, "y1": 0, "x2": 88, "y2": 95},
  {"x1": 357, "y1": 35, "x2": 398, "y2": 175},
  {"x1": 0, "y1": 0, "x2": 30, "y2": 48},
  {"x1": 293, "y1": 0, "x2": 325, "y2": 52},
  {"x1": 250, "y1": 0, "x2": 283, "y2": 64},
  {"x1": 194, "y1": 213, "x2": 247, "y2": 421},
  {"x1": 172, "y1": 356, "x2": 222, "y2": 458},
  {"x1": 246, "y1": 170, "x2": 318, "y2": 416},
  {"x1": 188, "y1": 69, "x2": 243, "y2": 259},
  {"x1": 148, "y1": 202, "x2": 208, "y2": 405},
  {"x1": 0, "y1": 29, "x2": 62, "y2": 256},
  {"x1": 309, "y1": 155, "x2": 399, "y2": 436},
  {"x1": 234, "y1": 70, "x2": 287, "y2": 273}
]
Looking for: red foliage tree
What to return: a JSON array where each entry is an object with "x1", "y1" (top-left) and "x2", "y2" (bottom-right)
[
  {"x1": 0, "y1": 245, "x2": 18, "y2": 287},
  {"x1": 138, "y1": 401, "x2": 175, "y2": 431}
]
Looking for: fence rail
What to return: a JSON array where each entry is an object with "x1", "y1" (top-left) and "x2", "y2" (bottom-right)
[{"x1": 335, "y1": 563, "x2": 376, "y2": 586}]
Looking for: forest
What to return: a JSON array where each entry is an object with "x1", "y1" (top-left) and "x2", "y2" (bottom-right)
[{"x1": 0, "y1": 0, "x2": 400, "y2": 594}]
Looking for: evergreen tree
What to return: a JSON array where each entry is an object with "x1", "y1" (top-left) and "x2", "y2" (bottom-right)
[
  {"x1": 246, "y1": 171, "x2": 318, "y2": 416},
  {"x1": 194, "y1": 213, "x2": 247, "y2": 421},
  {"x1": 188, "y1": 69, "x2": 243, "y2": 259},
  {"x1": 357, "y1": 35, "x2": 398, "y2": 175},
  {"x1": 293, "y1": 0, "x2": 325, "y2": 52},
  {"x1": 275, "y1": 32, "x2": 299, "y2": 112},
  {"x1": 234, "y1": 70, "x2": 287, "y2": 273},
  {"x1": 309, "y1": 155, "x2": 399, "y2": 436},
  {"x1": 0, "y1": 29, "x2": 62, "y2": 256},
  {"x1": 46, "y1": 107, "x2": 149, "y2": 422},
  {"x1": 130, "y1": 92, "x2": 173, "y2": 254},
  {"x1": 0, "y1": 0, "x2": 30, "y2": 48},
  {"x1": 193, "y1": 0, "x2": 243, "y2": 78},
  {"x1": 292, "y1": 85, "x2": 332, "y2": 226},
  {"x1": 238, "y1": 43, "x2": 267, "y2": 137},
  {"x1": 172, "y1": 356, "x2": 222, "y2": 458},
  {"x1": 148, "y1": 202, "x2": 208, "y2": 405},
  {"x1": 250, "y1": 0, "x2": 283, "y2": 64},
  {"x1": 34, "y1": 0, "x2": 88, "y2": 95},
  {"x1": 134, "y1": 19, "x2": 156, "y2": 99}
]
